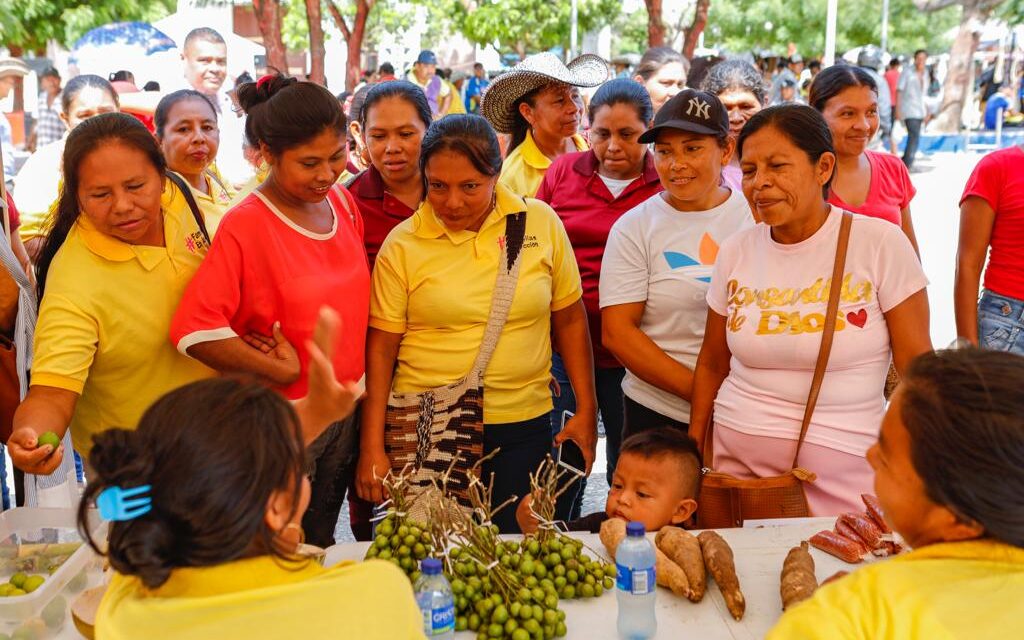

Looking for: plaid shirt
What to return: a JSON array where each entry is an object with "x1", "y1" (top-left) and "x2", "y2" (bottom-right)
[{"x1": 34, "y1": 92, "x2": 66, "y2": 147}]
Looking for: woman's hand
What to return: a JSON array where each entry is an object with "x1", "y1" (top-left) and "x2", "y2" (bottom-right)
[
  {"x1": 241, "y1": 321, "x2": 301, "y2": 385},
  {"x1": 355, "y1": 448, "x2": 392, "y2": 503},
  {"x1": 8, "y1": 427, "x2": 65, "y2": 475},
  {"x1": 554, "y1": 408, "x2": 597, "y2": 476}
]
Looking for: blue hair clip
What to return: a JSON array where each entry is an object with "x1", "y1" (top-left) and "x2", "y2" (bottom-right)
[{"x1": 97, "y1": 485, "x2": 152, "y2": 522}]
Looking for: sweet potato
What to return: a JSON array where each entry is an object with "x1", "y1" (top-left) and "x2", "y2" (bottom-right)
[
  {"x1": 655, "y1": 527, "x2": 706, "y2": 602},
  {"x1": 779, "y1": 541, "x2": 817, "y2": 610},
  {"x1": 600, "y1": 519, "x2": 691, "y2": 599},
  {"x1": 698, "y1": 530, "x2": 745, "y2": 620}
]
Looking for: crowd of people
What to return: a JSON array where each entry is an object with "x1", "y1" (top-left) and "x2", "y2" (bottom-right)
[{"x1": 0, "y1": 26, "x2": 1023, "y2": 638}]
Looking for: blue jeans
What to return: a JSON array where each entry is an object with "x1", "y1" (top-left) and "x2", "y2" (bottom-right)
[{"x1": 978, "y1": 290, "x2": 1024, "y2": 355}]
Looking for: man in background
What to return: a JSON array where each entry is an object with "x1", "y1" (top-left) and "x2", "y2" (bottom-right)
[
  {"x1": 465, "y1": 62, "x2": 489, "y2": 114},
  {"x1": 407, "y1": 50, "x2": 451, "y2": 118},
  {"x1": 898, "y1": 49, "x2": 929, "y2": 171},
  {"x1": 0, "y1": 58, "x2": 30, "y2": 189},
  {"x1": 31, "y1": 67, "x2": 65, "y2": 150}
]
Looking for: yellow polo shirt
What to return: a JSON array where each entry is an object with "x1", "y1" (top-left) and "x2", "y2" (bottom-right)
[
  {"x1": 98, "y1": 556, "x2": 423, "y2": 640},
  {"x1": 371, "y1": 183, "x2": 582, "y2": 423},
  {"x1": 32, "y1": 181, "x2": 215, "y2": 455},
  {"x1": 498, "y1": 130, "x2": 589, "y2": 198},
  {"x1": 768, "y1": 540, "x2": 1024, "y2": 640},
  {"x1": 175, "y1": 170, "x2": 235, "y2": 236}
]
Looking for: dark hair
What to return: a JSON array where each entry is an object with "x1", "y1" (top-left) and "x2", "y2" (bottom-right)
[
  {"x1": 40, "y1": 66, "x2": 60, "y2": 80},
  {"x1": 588, "y1": 77, "x2": 654, "y2": 127},
  {"x1": 336, "y1": 90, "x2": 352, "y2": 104},
  {"x1": 635, "y1": 47, "x2": 690, "y2": 82},
  {"x1": 184, "y1": 27, "x2": 226, "y2": 50},
  {"x1": 737, "y1": 104, "x2": 835, "y2": 197},
  {"x1": 142, "y1": 80, "x2": 160, "y2": 92},
  {"x1": 808, "y1": 65, "x2": 877, "y2": 112},
  {"x1": 234, "y1": 71, "x2": 254, "y2": 88},
  {"x1": 60, "y1": 74, "x2": 119, "y2": 116},
  {"x1": 359, "y1": 80, "x2": 432, "y2": 130},
  {"x1": 36, "y1": 113, "x2": 165, "y2": 301},
  {"x1": 914, "y1": 49, "x2": 928, "y2": 58},
  {"x1": 899, "y1": 349, "x2": 1024, "y2": 548},
  {"x1": 809, "y1": 60, "x2": 822, "y2": 72},
  {"x1": 420, "y1": 114, "x2": 502, "y2": 179},
  {"x1": 379, "y1": 62, "x2": 395, "y2": 75},
  {"x1": 236, "y1": 74, "x2": 345, "y2": 154},
  {"x1": 77, "y1": 379, "x2": 307, "y2": 589},
  {"x1": 474, "y1": 62, "x2": 484, "y2": 70},
  {"x1": 888, "y1": 59, "x2": 901, "y2": 69},
  {"x1": 349, "y1": 85, "x2": 373, "y2": 127},
  {"x1": 700, "y1": 59, "x2": 767, "y2": 106},
  {"x1": 154, "y1": 89, "x2": 218, "y2": 139},
  {"x1": 619, "y1": 429, "x2": 703, "y2": 498},
  {"x1": 108, "y1": 70, "x2": 134, "y2": 83}
]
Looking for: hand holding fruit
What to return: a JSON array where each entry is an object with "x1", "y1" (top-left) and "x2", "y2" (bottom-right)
[{"x1": 7, "y1": 429, "x2": 64, "y2": 476}]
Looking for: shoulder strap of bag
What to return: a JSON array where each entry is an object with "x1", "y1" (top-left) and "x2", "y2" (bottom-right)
[
  {"x1": 791, "y1": 210, "x2": 853, "y2": 467},
  {"x1": 469, "y1": 201, "x2": 529, "y2": 375},
  {"x1": 166, "y1": 171, "x2": 211, "y2": 246},
  {"x1": 0, "y1": 149, "x2": 9, "y2": 243}
]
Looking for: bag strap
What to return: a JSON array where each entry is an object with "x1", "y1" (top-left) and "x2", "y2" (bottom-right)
[
  {"x1": 469, "y1": 204, "x2": 528, "y2": 375},
  {"x1": 0, "y1": 146, "x2": 9, "y2": 244},
  {"x1": 166, "y1": 171, "x2": 211, "y2": 246},
  {"x1": 791, "y1": 211, "x2": 853, "y2": 467}
]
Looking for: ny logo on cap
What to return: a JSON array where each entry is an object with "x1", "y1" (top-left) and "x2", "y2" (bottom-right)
[{"x1": 687, "y1": 97, "x2": 710, "y2": 120}]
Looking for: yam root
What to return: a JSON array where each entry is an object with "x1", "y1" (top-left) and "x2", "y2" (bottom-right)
[
  {"x1": 698, "y1": 531, "x2": 745, "y2": 621},
  {"x1": 861, "y1": 494, "x2": 891, "y2": 533},
  {"x1": 809, "y1": 530, "x2": 867, "y2": 564},
  {"x1": 655, "y1": 527, "x2": 706, "y2": 602},
  {"x1": 779, "y1": 541, "x2": 817, "y2": 610},
  {"x1": 599, "y1": 519, "x2": 691, "y2": 599}
]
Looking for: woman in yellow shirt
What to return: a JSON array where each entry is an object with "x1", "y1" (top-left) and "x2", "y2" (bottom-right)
[
  {"x1": 76, "y1": 320, "x2": 418, "y2": 640},
  {"x1": 155, "y1": 90, "x2": 235, "y2": 235},
  {"x1": 769, "y1": 348, "x2": 1024, "y2": 640},
  {"x1": 481, "y1": 52, "x2": 609, "y2": 197},
  {"x1": 7, "y1": 113, "x2": 221, "y2": 474},
  {"x1": 357, "y1": 115, "x2": 598, "y2": 532}
]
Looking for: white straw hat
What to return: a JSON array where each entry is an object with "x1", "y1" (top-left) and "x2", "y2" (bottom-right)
[
  {"x1": 0, "y1": 57, "x2": 30, "y2": 80},
  {"x1": 480, "y1": 53, "x2": 610, "y2": 134}
]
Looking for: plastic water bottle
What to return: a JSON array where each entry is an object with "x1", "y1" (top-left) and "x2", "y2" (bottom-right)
[
  {"x1": 414, "y1": 558, "x2": 455, "y2": 639},
  {"x1": 616, "y1": 521, "x2": 657, "y2": 639}
]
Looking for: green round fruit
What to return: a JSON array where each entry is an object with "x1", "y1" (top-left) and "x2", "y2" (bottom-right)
[
  {"x1": 512, "y1": 628, "x2": 530, "y2": 640},
  {"x1": 8, "y1": 588, "x2": 26, "y2": 596},
  {"x1": 42, "y1": 595, "x2": 66, "y2": 628},
  {"x1": 37, "y1": 432, "x2": 60, "y2": 449},
  {"x1": 9, "y1": 573, "x2": 27, "y2": 589}
]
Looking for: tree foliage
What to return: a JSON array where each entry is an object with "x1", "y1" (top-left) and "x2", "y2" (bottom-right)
[
  {"x1": 459, "y1": 0, "x2": 621, "y2": 57},
  {"x1": 0, "y1": 0, "x2": 175, "y2": 53}
]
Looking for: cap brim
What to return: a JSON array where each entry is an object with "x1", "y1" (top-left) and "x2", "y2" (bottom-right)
[{"x1": 638, "y1": 121, "x2": 721, "y2": 143}]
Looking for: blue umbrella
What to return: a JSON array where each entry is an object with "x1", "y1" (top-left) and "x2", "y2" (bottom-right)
[{"x1": 70, "y1": 21, "x2": 176, "y2": 60}]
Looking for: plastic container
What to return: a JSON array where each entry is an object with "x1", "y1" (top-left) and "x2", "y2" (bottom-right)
[
  {"x1": 616, "y1": 521, "x2": 657, "y2": 640},
  {"x1": 414, "y1": 558, "x2": 455, "y2": 639}
]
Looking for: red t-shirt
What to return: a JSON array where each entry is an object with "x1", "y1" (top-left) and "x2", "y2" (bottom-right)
[
  {"x1": 885, "y1": 69, "x2": 900, "y2": 111},
  {"x1": 170, "y1": 187, "x2": 370, "y2": 399},
  {"x1": 536, "y1": 150, "x2": 664, "y2": 368},
  {"x1": 827, "y1": 151, "x2": 914, "y2": 226},
  {"x1": 960, "y1": 146, "x2": 1024, "y2": 300},
  {"x1": 347, "y1": 165, "x2": 417, "y2": 270},
  {"x1": 4, "y1": 194, "x2": 19, "y2": 230}
]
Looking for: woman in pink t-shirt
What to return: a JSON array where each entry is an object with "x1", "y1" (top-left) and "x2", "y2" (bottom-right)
[
  {"x1": 690, "y1": 105, "x2": 932, "y2": 515},
  {"x1": 810, "y1": 65, "x2": 921, "y2": 254}
]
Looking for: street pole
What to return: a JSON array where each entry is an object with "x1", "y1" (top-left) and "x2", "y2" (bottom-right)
[
  {"x1": 881, "y1": 0, "x2": 890, "y2": 53},
  {"x1": 570, "y1": 0, "x2": 578, "y2": 60},
  {"x1": 824, "y1": 0, "x2": 838, "y2": 66}
]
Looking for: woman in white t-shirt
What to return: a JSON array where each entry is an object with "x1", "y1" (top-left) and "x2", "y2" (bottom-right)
[
  {"x1": 601, "y1": 89, "x2": 753, "y2": 438},
  {"x1": 690, "y1": 105, "x2": 932, "y2": 515}
]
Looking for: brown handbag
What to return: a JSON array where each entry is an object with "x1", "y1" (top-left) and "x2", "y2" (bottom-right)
[{"x1": 696, "y1": 211, "x2": 853, "y2": 529}]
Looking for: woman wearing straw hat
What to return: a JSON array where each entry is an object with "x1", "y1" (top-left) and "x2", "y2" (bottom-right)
[{"x1": 481, "y1": 52, "x2": 610, "y2": 198}]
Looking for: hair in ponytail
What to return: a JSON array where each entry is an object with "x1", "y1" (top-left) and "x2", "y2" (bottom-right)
[
  {"x1": 77, "y1": 379, "x2": 307, "y2": 589},
  {"x1": 235, "y1": 73, "x2": 345, "y2": 156}
]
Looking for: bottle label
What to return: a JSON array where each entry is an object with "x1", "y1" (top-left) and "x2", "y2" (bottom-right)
[
  {"x1": 616, "y1": 562, "x2": 656, "y2": 595},
  {"x1": 424, "y1": 602, "x2": 455, "y2": 635}
]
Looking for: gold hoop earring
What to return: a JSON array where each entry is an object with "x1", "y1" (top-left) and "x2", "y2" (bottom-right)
[{"x1": 281, "y1": 522, "x2": 305, "y2": 546}]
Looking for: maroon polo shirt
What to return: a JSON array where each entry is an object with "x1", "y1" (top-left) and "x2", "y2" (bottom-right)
[
  {"x1": 536, "y1": 150, "x2": 663, "y2": 368},
  {"x1": 347, "y1": 165, "x2": 418, "y2": 269}
]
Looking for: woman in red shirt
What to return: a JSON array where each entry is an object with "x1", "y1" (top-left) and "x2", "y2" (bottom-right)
[
  {"x1": 810, "y1": 65, "x2": 920, "y2": 254},
  {"x1": 535, "y1": 79, "x2": 662, "y2": 516},
  {"x1": 170, "y1": 75, "x2": 369, "y2": 547}
]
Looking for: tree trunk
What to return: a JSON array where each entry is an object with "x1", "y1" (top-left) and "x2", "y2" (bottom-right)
[
  {"x1": 327, "y1": 0, "x2": 376, "y2": 91},
  {"x1": 930, "y1": 0, "x2": 998, "y2": 132},
  {"x1": 682, "y1": 0, "x2": 710, "y2": 59},
  {"x1": 645, "y1": 0, "x2": 666, "y2": 47},
  {"x1": 304, "y1": 0, "x2": 326, "y2": 85},
  {"x1": 252, "y1": 0, "x2": 289, "y2": 74}
]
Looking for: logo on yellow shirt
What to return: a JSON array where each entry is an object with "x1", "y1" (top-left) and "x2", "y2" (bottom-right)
[{"x1": 184, "y1": 231, "x2": 209, "y2": 255}]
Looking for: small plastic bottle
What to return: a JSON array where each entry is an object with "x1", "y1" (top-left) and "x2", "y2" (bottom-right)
[
  {"x1": 414, "y1": 557, "x2": 455, "y2": 639},
  {"x1": 616, "y1": 521, "x2": 657, "y2": 639}
]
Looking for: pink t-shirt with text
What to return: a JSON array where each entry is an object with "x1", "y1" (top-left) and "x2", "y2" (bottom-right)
[{"x1": 706, "y1": 208, "x2": 928, "y2": 456}]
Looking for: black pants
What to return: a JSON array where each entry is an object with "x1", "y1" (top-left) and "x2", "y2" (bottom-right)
[
  {"x1": 622, "y1": 395, "x2": 689, "y2": 441},
  {"x1": 902, "y1": 118, "x2": 923, "y2": 169},
  {"x1": 301, "y1": 410, "x2": 359, "y2": 547},
  {"x1": 482, "y1": 414, "x2": 551, "y2": 533}
]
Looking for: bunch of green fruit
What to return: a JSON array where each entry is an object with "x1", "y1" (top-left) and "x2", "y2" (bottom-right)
[
  {"x1": 363, "y1": 514, "x2": 434, "y2": 582},
  {"x1": 0, "y1": 572, "x2": 45, "y2": 597},
  {"x1": 510, "y1": 535, "x2": 615, "y2": 600}
]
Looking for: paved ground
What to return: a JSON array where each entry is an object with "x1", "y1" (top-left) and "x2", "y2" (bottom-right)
[{"x1": 333, "y1": 149, "x2": 982, "y2": 544}]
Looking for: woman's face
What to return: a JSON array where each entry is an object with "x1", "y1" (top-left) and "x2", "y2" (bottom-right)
[
  {"x1": 521, "y1": 83, "x2": 583, "y2": 141},
  {"x1": 76, "y1": 141, "x2": 165, "y2": 246},
  {"x1": 718, "y1": 88, "x2": 763, "y2": 141},
  {"x1": 588, "y1": 102, "x2": 649, "y2": 180},
  {"x1": 264, "y1": 127, "x2": 347, "y2": 204},
  {"x1": 61, "y1": 86, "x2": 119, "y2": 131},
  {"x1": 739, "y1": 125, "x2": 833, "y2": 227},
  {"x1": 639, "y1": 62, "x2": 687, "y2": 113},
  {"x1": 363, "y1": 96, "x2": 428, "y2": 185},
  {"x1": 424, "y1": 149, "x2": 497, "y2": 233},
  {"x1": 653, "y1": 129, "x2": 732, "y2": 211},
  {"x1": 159, "y1": 97, "x2": 220, "y2": 179},
  {"x1": 821, "y1": 85, "x2": 879, "y2": 158}
]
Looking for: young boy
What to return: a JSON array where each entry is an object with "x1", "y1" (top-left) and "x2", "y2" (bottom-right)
[{"x1": 516, "y1": 429, "x2": 701, "y2": 534}]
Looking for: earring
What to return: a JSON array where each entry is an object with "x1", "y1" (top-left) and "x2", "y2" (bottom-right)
[{"x1": 281, "y1": 522, "x2": 306, "y2": 546}]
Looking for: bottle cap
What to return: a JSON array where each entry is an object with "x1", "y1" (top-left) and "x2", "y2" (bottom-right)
[
  {"x1": 421, "y1": 557, "x2": 443, "y2": 575},
  {"x1": 626, "y1": 521, "x2": 646, "y2": 536}
]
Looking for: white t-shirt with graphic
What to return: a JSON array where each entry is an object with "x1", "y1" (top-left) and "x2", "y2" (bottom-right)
[
  {"x1": 600, "y1": 189, "x2": 753, "y2": 422},
  {"x1": 706, "y1": 207, "x2": 929, "y2": 456}
]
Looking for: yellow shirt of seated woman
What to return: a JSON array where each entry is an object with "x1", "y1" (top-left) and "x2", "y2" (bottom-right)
[{"x1": 97, "y1": 556, "x2": 423, "y2": 640}]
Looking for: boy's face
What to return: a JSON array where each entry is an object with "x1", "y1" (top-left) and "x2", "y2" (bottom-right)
[{"x1": 605, "y1": 451, "x2": 697, "y2": 531}]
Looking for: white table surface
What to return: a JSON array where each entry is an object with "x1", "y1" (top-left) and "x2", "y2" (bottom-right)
[{"x1": 326, "y1": 517, "x2": 860, "y2": 639}]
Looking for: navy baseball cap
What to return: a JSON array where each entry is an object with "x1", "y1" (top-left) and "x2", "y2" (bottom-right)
[
  {"x1": 416, "y1": 50, "x2": 438, "y2": 65},
  {"x1": 638, "y1": 88, "x2": 729, "y2": 143}
]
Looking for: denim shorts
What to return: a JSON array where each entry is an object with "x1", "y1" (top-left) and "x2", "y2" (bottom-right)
[{"x1": 978, "y1": 290, "x2": 1024, "y2": 355}]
